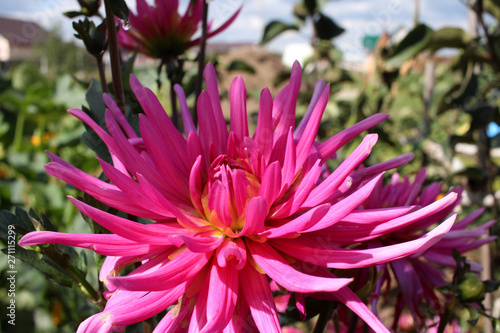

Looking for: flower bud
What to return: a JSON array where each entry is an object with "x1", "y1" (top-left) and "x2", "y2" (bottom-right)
[{"x1": 457, "y1": 272, "x2": 485, "y2": 302}]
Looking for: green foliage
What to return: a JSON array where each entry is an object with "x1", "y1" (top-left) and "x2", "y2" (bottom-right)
[{"x1": 261, "y1": 21, "x2": 300, "y2": 45}]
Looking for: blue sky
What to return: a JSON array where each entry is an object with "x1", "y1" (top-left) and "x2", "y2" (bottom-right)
[{"x1": 0, "y1": 0, "x2": 471, "y2": 61}]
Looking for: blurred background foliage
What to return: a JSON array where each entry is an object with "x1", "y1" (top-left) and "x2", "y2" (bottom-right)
[{"x1": 0, "y1": 0, "x2": 499, "y2": 332}]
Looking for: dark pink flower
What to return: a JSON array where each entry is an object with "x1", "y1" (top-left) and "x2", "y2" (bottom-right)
[
  {"x1": 117, "y1": 0, "x2": 240, "y2": 59},
  {"x1": 20, "y1": 63, "x2": 459, "y2": 332}
]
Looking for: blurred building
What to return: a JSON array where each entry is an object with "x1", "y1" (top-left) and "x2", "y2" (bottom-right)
[{"x1": 0, "y1": 16, "x2": 48, "y2": 62}]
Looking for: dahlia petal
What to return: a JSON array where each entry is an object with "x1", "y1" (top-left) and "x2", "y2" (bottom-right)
[
  {"x1": 247, "y1": 240, "x2": 353, "y2": 293},
  {"x1": 103, "y1": 93, "x2": 137, "y2": 139},
  {"x1": 275, "y1": 61, "x2": 301, "y2": 140},
  {"x1": 301, "y1": 173, "x2": 384, "y2": 233},
  {"x1": 174, "y1": 84, "x2": 197, "y2": 135},
  {"x1": 254, "y1": 88, "x2": 274, "y2": 162},
  {"x1": 204, "y1": 6, "x2": 241, "y2": 39},
  {"x1": 316, "y1": 192, "x2": 458, "y2": 244},
  {"x1": 452, "y1": 208, "x2": 486, "y2": 230},
  {"x1": 257, "y1": 161, "x2": 282, "y2": 210},
  {"x1": 203, "y1": 63, "x2": 228, "y2": 145},
  {"x1": 295, "y1": 293, "x2": 306, "y2": 320},
  {"x1": 318, "y1": 113, "x2": 388, "y2": 161},
  {"x1": 129, "y1": 75, "x2": 189, "y2": 168},
  {"x1": 303, "y1": 134, "x2": 378, "y2": 208},
  {"x1": 68, "y1": 108, "x2": 117, "y2": 150},
  {"x1": 187, "y1": 131, "x2": 204, "y2": 168},
  {"x1": 229, "y1": 168, "x2": 252, "y2": 217},
  {"x1": 201, "y1": 262, "x2": 239, "y2": 333},
  {"x1": 105, "y1": 111, "x2": 167, "y2": 188},
  {"x1": 44, "y1": 152, "x2": 163, "y2": 218},
  {"x1": 240, "y1": 263, "x2": 281, "y2": 333},
  {"x1": 216, "y1": 238, "x2": 247, "y2": 270},
  {"x1": 223, "y1": 296, "x2": 254, "y2": 333},
  {"x1": 334, "y1": 286, "x2": 390, "y2": 333},
  {"x1": 77, "y1": 313, "x2": 114, "y2": 333},
  {"x1": 109, "y1": 249, "x2": 212, "y2": 291},
  {"x1": 135, "y1": 173, "x2": 212, "y2": 231},
  {"x1": 390, "y1": 259, "x2": 422, "y2": 322},
  {"x1": 189, "y1": 155, "x2": 205, "y2": 213},
  {"x1": 101, "y1": 286, "x2": 187, "y2": 326},
  {"x1": 229, "y1": 76, "x2": 249, "y2": 140},
  {"x1": 269, "y1": 159, "x2": 322, "y2": 218},
  {"x1": 261, "y1": 204, "x2": 330, "y2": 238},
  {"x1": 423, "y1": 251, "x2": 483, "y2": 271},
  {"x1": 18, "y1": 231, "x2": 164, "y2": 256},
  {"x1": 153, "y1": 299, "x2": 193, "y2": 333},
  {"x1": 239, "y1": 196, "x2": 267, "y2": 236},
  {"x1": 208, "y1": 180, "x2": 233, "y2": 227},
  {"x1": 98, "y1": 157, "x2": 177, "y2": 218},
  {"x1": 189, "y1": 270, "x2": 210, "y2": 333},
  {"x1": 176, "y1": 230, "x2": 224, "y2": 253},
  {"x1": 295, "y1": 83, "x2": 330, "y2": 168},
  {"x1": 272, "y1": 213, "x2": 456, "y2": 269},
  {"x1": 139, "y1": 114, "x2": 190, "y2": 197},
  {"x1": 68, "y1": 197, "x2": 180, "y2": 245},
  {"x1": 280, "y1": 128, "x2": 297, "y2": 190},
  {"x1": 272, "y1": 85, "x2": 288, "y2": 129},
  {"x1": 352, "y1": 153, "x2": 414, "y2": 180},
  {"x1": 294, "y1": 80, "x2": 326, "y2": 140},
  {"x1": 198, "y1": 90, "x2": 225, "y2": 156},
  {"x1": 339, "y1": 206, "x2": 417, "y2": 225}
]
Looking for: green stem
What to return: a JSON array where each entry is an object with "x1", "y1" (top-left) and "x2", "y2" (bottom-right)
[
  {"x1": 170, "y1": 81, "x2": 179, "y2": 130},
  {"x1": 68, "y1": 264, "x2": 104, "y2": 310},
  {"x1": 96, "y1": 55, "x2": 108, "y2": 93},
  {"x1": 103, "y1": 0, "x2": 126, "y2": 113},
  {"x1": 437, "y1": 298, "x2": 457, "y2": 333},
  {"x1": 193, "y1": 0, "x2": 209, "y2": 127},
  {"x1": 13, "y1": 111, "x2": 25, "y2": 151}
]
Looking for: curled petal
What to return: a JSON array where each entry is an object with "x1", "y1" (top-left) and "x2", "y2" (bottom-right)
[
  {"x1": 216, "y1": 238, "x2": 247, "y2": 270},
  {"x1": 247, "y1": 240, "x2": 353, "y2": 293}
]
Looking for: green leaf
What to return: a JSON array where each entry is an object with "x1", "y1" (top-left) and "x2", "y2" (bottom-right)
[
  {"x1": 81, "y1": 124, "x2": 112, "y2": 163},
  {"x1": 261, "y1": 21, "x2": 300, "y2": 45},
  {"x1": 313, "y1": 13, "x2": 345, "y2": 40},
  {"x1": 428, "y1": 27, "x2": 472, "y2": 51},
  {"x1": 227, "y1": 60, "x2": 256, "y2": 74},
  {"x1": 64, "y1": 10, "x2": 85, "y2": 19},
  {"x1": 304, "y1": 0, "x2": 317, "y2": 14},
  {"x1": 484, "y1": 280, "x2": 500, "y2": 293},
  {"x1": 385, "y1": 24, "x2": 433, "y2": 70},
  {"x1": 0, "y1": 207, "x2": 37, "y2": 238},
  {"x1": 293, "y1": 3, "x2": 308, "y2": 21},
  {"x1": 2, "y1": 245, "x2": 76, "y2": 288},
  {"x1": 108, "y1": 0, "x2": 129, "y2": 20},
  {"x1": 85, "y1": 78, "x2": 106, "y2": 121}
]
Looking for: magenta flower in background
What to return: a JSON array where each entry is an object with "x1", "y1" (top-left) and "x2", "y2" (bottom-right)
[
  {"x1": 20, "y1": 62, "x2": 462, "y2": 332},
  {"x1": 358, "y1": 169, "x2": 496, "y2": 329},
  {"x1": 117, "y1": 0, "x2": 240, "y2": 59}
]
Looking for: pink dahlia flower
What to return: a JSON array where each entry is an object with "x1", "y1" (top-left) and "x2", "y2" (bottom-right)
[
  {"x1": 359, "y1": 169, "x2": 496, "y2": 329},
  {"x1": 20, "y1": 62, "x2": 460, "y2": 332},
  {"x1": 117, "y1": 0, "x2": 240, "y2": 59}
]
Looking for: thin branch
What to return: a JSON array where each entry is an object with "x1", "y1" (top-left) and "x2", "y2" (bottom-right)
[
  {"x1": 193, "y1": 0, "x2": 209, "y2": 127},
  {"x1": 103, "y1": 0, "x2": 126, "y2": 113}
]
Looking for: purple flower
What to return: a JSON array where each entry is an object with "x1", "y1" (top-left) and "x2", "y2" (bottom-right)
[
  {"x1": 362, "y1": 169, "x2": 496, "y2": 328},
  {"x1": 20, "y1": 63, "x2": 460, "y2": 332}
]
